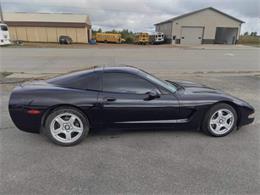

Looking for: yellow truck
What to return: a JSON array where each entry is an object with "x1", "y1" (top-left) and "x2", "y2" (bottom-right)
[
  {"x1": 95, "y1": 33, "x2": 124, "y2": 44},
  {"x1": 134, "y1": 32, "x2": 149, "y2": 44}
]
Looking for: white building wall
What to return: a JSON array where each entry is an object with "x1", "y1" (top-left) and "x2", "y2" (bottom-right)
[
  {"x1": 155, "y1": 22, "x2": 172, "y2": 39},
  {"x1": 171, "y1": 9, "x2": 241, "y2": 43},
  {"x1": 9, "y1": 26, "x2": 89, "y2": 43}
]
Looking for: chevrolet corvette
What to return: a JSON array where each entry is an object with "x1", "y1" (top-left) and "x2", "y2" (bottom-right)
[{"x1": 9, "y1": 66, "x2": 255, "y2": 146}]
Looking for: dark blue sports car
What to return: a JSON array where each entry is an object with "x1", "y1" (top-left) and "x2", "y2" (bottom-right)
[{"x1": 9, "y1": 66, "x2": 255, "y2": 146}]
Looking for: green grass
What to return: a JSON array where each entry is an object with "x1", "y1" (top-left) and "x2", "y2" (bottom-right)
[
  {"x1": 0, "y1": 72, "x2": 13, "y2": 78},
  {"x1": 243, "y1": 44, "x2": 260, "y2": 48}
]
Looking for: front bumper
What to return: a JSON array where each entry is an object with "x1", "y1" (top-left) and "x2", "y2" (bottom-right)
[{"x1": 237, "y1": 106, "x2": 255, "y2": 127}]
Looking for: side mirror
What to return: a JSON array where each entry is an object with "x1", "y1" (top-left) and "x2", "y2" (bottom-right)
[{"x1": 144, "y1": 89, "x2": 160, "y2": 101}]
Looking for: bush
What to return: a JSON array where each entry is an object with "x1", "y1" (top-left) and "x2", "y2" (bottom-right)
[
  {"x1": 238, "y1": 35, "x2": 260, "y2": 45},
  {"x1": 125, "y1": 36, "x2": 134, "y2": 44}
]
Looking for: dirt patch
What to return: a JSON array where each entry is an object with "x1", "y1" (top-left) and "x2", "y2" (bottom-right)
[{"x1": 6, "y1": 42, "x2": 185, "y2": 49}]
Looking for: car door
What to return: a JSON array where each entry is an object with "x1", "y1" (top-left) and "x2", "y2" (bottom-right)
[{"x1": 100, "y1": 71, "x2": 180, "y2": 127}]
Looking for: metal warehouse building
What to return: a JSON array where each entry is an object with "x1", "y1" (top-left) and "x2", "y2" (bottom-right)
[
  {"x1": 3, "y1": 12, "x2": 92, "y2": 43},
  {"x1": 155, "y1": 7, "x2": 244, "y2": 45}
]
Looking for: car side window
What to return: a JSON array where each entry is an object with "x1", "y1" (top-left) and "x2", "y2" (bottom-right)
[
  {"x1": 49, "y1": 72, "x2": 101, "y2": 91},
  {"x1": 103, "y1": 72, "x2": 157, "y2": 94},
  {"x1": 81, "y1": 73, "x2": 101, "y2": 91}
]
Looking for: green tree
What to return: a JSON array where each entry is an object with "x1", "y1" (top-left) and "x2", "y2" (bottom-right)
[
  {"x1": 92, "y1": 28, "x2": 103, "y2": 37},
  {"x1": 120, "y1": 29, "x2": 135, "y2": 43}
]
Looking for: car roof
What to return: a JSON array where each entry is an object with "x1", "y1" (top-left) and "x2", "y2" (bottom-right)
[
  {"x1": 85, "y1": 66, "x2": 142, "y2": 75},
  {"x1": 102, "y1": 66, "x2": 141, "y2": 73},
  {"x1": 48, "y1": 66, "x2": 143, "y2": 84}
]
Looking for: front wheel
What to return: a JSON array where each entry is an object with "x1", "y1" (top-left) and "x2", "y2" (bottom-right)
[
  {"x1": 44, "y1": 107, "x2": 89, "y2": 146},
  {"x1": 202, "y1": 103, "x2": 237, "y2": 137}
]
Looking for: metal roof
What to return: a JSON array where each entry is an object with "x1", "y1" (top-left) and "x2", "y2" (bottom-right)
[
  {"x1": 155, "y1": 7, "x2": 244, "y2": 25},
  {"x1": 3, "y1": 12, "x2": 91, "y2": 25}
]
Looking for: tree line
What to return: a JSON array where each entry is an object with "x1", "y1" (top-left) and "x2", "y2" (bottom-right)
[{"x1": 243, "y1": 32, "x2": 258, "y2": 36}]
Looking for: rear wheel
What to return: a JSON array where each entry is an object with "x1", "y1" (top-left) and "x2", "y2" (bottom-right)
[
  {"x1": 44, "y1": 107, "x2": 89, "y2": 146},
  {"x1": 202, "y1": 103, "x2": 237, "y2": 137}
]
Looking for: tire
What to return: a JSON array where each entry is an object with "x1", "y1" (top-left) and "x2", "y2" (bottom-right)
[
  {"x1": 202, "y1": 103, "x2": 237, "y2": 137},
  {"x1": 44, "y1": 107, "x2": 89, "y2": 146}
]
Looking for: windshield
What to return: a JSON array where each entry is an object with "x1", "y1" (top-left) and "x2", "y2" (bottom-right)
[{"x1": 141, "y1": 71, "x2": 177, "y2": 93}]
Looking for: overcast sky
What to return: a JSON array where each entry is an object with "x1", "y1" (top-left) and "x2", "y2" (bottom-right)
[{"x1": 1, "y1": 0, "x2": 260, "y2": 34}]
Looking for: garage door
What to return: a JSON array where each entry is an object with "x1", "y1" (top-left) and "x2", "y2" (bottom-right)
[
  {"x1": 215, "y1": 27, "x2": 238, "y2": 44},
  {"x1": 181, "y1": 27, "x2": 204, "y2": 45}
]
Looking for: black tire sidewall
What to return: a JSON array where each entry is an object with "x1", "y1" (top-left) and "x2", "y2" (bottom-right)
[
  {"x1": 203, "y1": 103, "x2": 237, "y2": 137},
  {"x1": 44, "y1": 107, "x2": 89, "y2": 146}
]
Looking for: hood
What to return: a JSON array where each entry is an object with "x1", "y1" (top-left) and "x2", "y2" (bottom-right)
[
  {"x1": 166, "y1": 80, "x2": 254, "y2": 114},
  {"x1": 167, "y1": 80, "x2": 223, "y2": 94},
  {"x1": 172, "y1": 80, "x2": 211, "y2": 89}
]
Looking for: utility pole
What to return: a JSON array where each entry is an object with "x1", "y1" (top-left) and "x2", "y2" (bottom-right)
[{"x1": 0, "y1": 0, "x2": 3, "y2": 22}]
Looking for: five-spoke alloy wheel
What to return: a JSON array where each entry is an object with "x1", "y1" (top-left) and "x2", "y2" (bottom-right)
[
  {"x1": 45, "y1": 107, "x2": 89, "y2": 146},
  {"x1": 203, "y1": 103, "x2": 237, "y2": 137}
]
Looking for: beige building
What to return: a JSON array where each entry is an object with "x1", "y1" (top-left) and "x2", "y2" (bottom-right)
[
  {"x1": 155, "y1": 7, "x2": 244, "y2": 45},
  {"x1": 3, "y1": 12, "x2": 92, "y2": 43}
]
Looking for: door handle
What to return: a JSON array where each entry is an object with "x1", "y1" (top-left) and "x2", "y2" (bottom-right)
[{"x1": 103, "y1": 97, "x2": 116, "y2": 102}]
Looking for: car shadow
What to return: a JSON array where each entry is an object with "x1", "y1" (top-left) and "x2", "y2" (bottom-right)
[{"x1": 88, "y1": 127, "x2": 202, "y2": 138}]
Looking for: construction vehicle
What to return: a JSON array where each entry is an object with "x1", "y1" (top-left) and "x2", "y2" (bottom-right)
[
  {"x1": 134, "y1": 32, "x2": 149, "y2": 45},
  {"x1": 149, "y1": 32, "x2": 165, "y2": 44},
  {"x1": 95, "y1": 33, "x2": 124, "y2": 44}
]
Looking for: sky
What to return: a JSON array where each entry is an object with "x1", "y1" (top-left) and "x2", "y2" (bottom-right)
[{"x1": 1, "y1": 0, "x2": 260, "y2": 34}]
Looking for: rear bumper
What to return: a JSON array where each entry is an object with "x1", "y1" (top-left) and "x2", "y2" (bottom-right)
[{"x1": 9, "y1": 107, "x2": 43, "y2": 133}]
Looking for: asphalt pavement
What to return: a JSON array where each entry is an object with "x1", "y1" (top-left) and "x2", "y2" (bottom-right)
[
  {"x1": 1, "y1": 46, "x2": 260, "y2": 75},
  {"x1": 0, "y1": 73, "x2": 259, "y2": 194}
]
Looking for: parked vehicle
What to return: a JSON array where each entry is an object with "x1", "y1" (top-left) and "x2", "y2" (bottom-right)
[
  {"x1": 59, "y1": 35, "x2": 72, "y2": 44},
  {"x1": 95, "y1": 33, "x2": 123, "y2": 44},
  {"x1": 9, "y1": 66, "x2": 255, "y2": 146},
  {"x1": 88, "y1": 39, "x2": 96, "y2": 45},
  {"x1": 0, "y1": 23, "x2": 11, "y2": 46},
  {"x1": 134, "y1": 32, "x2": 149, "y2": 44},
  {"x1": 149, "y1": 32, "x2": 165, "y2": 44}
]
